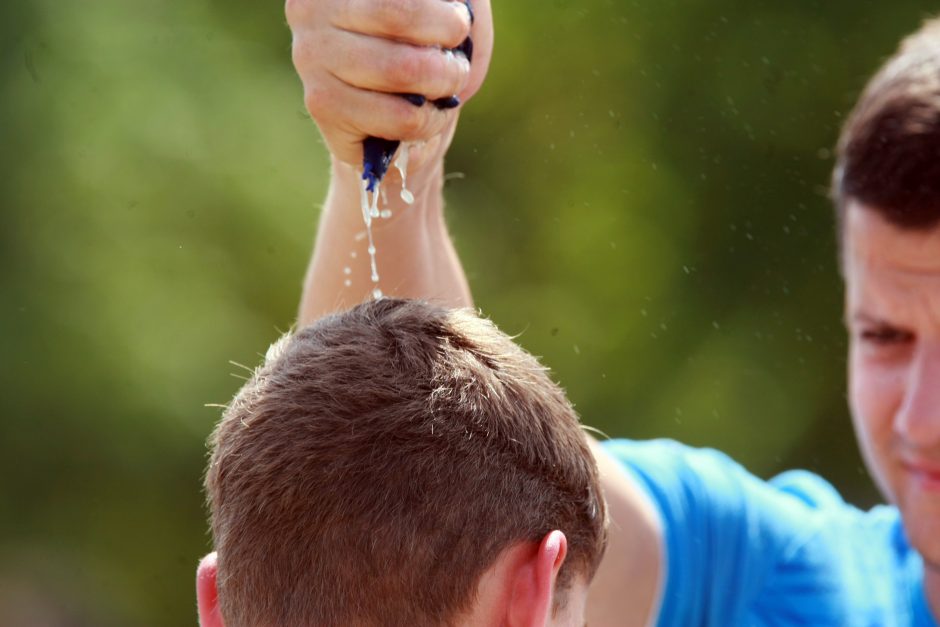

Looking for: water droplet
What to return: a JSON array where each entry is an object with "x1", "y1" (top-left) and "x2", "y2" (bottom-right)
[
  {"x1": 380, "y1": 209, "x2": 393, "y2": 219},
  {"x1": 368, "y1": 246, "x2": 376, "y2": 255},
  {"x1": 360, "y1": 179, "x2": 372, "y2": 228},
  {"x1": 370, "y1": 182, "x2": 381, "y2": 218},
  {"x1": 395, "y1": 144, "x2": 414, "y2": 205},
  {"x1": 343, "y1": 267, "x2": 352, "y2": 275},
  {"x1": 350, "y1": 251, "x2": 357, "y2": 258},
  {"x1": 344, "y1": 279, "x2": 352, "y2": 287},
  {"x1": 372, "y1": 288, "x2": 383, "y2": 300},
  {"x1": 371, "y1": 272, "x2": 379, "y2": 283}
]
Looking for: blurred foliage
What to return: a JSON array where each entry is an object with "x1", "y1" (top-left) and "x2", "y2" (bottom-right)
[{"x1": 1, "y1": 0, "x2": 937, "y2": 624}]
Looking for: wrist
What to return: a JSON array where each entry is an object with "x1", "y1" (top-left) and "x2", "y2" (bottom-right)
[
  {"x1": 327, "y1": 113, "x2": 457, "y2": 213},
  {"x1": 329, "y1": 145, "x2": 446, "y2": 219}
]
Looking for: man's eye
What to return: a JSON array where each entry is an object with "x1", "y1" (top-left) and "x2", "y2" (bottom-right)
[{"x1": 860, "y1": 328, "x2": 914, "y2": 345}]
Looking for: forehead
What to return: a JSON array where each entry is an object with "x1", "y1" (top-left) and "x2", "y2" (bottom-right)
[{"x1": 843, "y1": 201, "x2": 940, "y2": 325}]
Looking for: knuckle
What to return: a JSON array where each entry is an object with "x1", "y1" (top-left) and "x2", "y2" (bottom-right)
[
  {"x1": 426, "y1": 109, "x2": 450, "y2": 137},
  {"x1": 374, "y1": 0, "x2": 416, "y2": 34},
  {"x1": 303, "y1": 82, "x2": 332, "y2": 120},
  {"x1": 284, "y1": 0, "x2": 308, "y2": 26},
  {"x1": 445, "y1": 11, "x2": 472, "y2": 48},
  {"x1": 290, "y1": 38, "x2": 310, "y2": 71},
  {"x1": 387, "y1": 51, "x2": 426, "y2": 90},
  {"x1": 396, "y1": 103, "x2": 428, "y2": 138},
  {"x1": 449, "y1": 54, "x2": 470, "y2": 95}
]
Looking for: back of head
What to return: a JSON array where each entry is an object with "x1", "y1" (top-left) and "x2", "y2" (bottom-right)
[
  {"x1": 834, "y1": 16, "x2": 940, "y2": 229},
  {"x1": 205, "y1": 299, "x2": 606, "y2": 627}
]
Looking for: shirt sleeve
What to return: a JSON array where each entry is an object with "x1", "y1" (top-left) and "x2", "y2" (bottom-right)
[{"x1": 601, "y1": 438, "x2": 824, "y2": 626}]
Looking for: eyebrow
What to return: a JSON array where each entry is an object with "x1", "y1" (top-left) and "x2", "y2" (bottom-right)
[
  {"x1": 849, "y1": 312, "x2": 917, "y2": 335},
  {"x1": 851, "y1": 312, "x2": 890, "y2": 326}
]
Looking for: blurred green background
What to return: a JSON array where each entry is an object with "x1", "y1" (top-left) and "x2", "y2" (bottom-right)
[{"x1": 2, "y1": 0, "x2": 937, "y2": 624}]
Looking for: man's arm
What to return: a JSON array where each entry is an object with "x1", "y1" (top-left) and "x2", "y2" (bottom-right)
[
  {"x1": 588, "y1": 439, "x2": 663, "y2": 626},
  {"x1": 298, "y1": 157, "x2": 472, "y2": 326},
  {"x1": 300, "y1": 173, "x2": 664, "y2": 626},
  {"x1": 287, "y1": 0, "x2": 490, "y2": 325},
  {"x1": 301, "y1": 167, "x2": 665, "y2": 627}
]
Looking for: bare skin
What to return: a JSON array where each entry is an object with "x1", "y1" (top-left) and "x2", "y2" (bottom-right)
[
  {"x1": 286, "y1": 1, "x2": 663, "y2": 624},
  {"x1": 198, "y1": 531, "x2": 593, "y2": 627},
  {"x1": 844, "y1": 202, "x2": 940, "y2": 617},
  {"x1": 287, "y1": 0, "x2": 488, "y2": 319}
]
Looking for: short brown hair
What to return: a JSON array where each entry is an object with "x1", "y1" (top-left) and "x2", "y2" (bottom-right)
[
  {"x1": 833, "y1": 16, "x2": 940, "y2": 230},
  {"x1": 205, "y1": 299, "x2": 606, "y2": 627}
]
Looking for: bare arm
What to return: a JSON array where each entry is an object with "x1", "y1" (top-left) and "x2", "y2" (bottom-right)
[
  {"x1": 299, "y1": 156, "x2": 471, "y2": 326},
  {"x1": 286, "y1": 1, "x2": 663, "y2": 623},
  {"x1": 298, "y1": 150, "x2": 665, "y2": 627},
  {"x1": 587, "y1": 439, "x2": 663, "y2": 627},
  {"x1": 287, "y1": 0, "x2": 491, "y2": 325}
]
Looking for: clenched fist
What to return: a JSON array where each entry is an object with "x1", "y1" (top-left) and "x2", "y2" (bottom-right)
[{"x1": 286, "y1": 0, "x2": 493, "y2": 175}]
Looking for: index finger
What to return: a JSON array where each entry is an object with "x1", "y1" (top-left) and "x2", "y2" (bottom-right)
[{"x1": 335, "y1": 0, "x2": 472, "y2": 49}]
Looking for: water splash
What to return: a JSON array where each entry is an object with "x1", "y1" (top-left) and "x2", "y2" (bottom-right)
[
  {"x1": 395, "y1": 143, "x2": 415, "y2": 205},
  {"x1": 359, "y1": 179, "x2": 381, "y2": 295}
]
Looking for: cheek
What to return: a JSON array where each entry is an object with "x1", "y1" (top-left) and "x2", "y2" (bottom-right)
[{"x1": 849, "y1": 349, "x2": 901, "y2": 445}]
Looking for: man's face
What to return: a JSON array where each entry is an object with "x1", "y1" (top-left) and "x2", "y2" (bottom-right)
[{"x1": 844, "y1": 201, "x2": 940, "y2": 565}]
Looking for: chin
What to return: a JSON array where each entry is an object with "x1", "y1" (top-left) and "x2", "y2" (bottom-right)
[
  {"x1": 898, "y1": 488, "x2": 940, "y2": 568},
  {"x1": 906, "y1": 523, "x2": 940, "y2": 569}
]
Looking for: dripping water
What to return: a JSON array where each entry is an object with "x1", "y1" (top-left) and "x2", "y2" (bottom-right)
[
  {"x1": 359, "y1": 179, "x2": 381, "y2": 295},
  {"x1": 395, "y1": 143, "x2": 415, "y2": 205},
  {"x1": 357, "y1": 143, "x2": 417, "y2": 299}
]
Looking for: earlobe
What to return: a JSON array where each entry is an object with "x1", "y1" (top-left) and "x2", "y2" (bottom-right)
[{"x1": 196, "y1": 552, "x2": 225, "y2": 627}]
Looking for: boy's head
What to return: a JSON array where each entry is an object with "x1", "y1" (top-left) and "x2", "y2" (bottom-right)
[
  {"x1": 198, "y1": 299, "x2": 607, "y2": 627},
  {"x1": 833, "y1": 17, "x2": 940, "y2": 569}
]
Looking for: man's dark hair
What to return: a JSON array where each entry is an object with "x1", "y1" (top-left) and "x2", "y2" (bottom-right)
[
  {"x1": 204, "y1": 298, "x2": 607, "y2": 627},
  {"x1": 833, "y1": 16, "x2": 940, "y2": 230}
]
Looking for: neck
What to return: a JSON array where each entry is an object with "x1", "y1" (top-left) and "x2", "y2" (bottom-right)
[{"x1": 926, "y1": 564, "x2": 940, "y2": 621}]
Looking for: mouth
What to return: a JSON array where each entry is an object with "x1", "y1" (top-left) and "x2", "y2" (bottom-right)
[{"x1": 901, "y1": 460, "x2": 940, "y2": 492}]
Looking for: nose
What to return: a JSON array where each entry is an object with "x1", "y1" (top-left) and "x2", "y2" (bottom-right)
[{"x1": 894, "y1": 342, "x2": 940, "y2": 448}]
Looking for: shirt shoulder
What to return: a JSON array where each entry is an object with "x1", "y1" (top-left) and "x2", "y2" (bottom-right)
[{"x1": 600, "y1": 438, "x2": 930, "y2": 626}]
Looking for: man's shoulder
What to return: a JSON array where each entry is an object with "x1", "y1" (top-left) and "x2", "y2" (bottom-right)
[
  {"x1": 602, "y1": 437, "x2": 881, "y2": 511},
  {"x1": 600, "y1": 437, "x2": 901, "y2": 533},
  {"x1": 599, "y1": 438, "x2": 925, "y2": 625}
]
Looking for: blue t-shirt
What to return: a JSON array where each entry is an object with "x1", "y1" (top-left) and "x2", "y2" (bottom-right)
[{"x1": 602, "y1": 439, "x2": 937, "y2": 626}]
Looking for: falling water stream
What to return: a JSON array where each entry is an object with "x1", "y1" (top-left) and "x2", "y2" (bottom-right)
[{"x1": 357, "y1": 143, "x2": 414, "y2": 300}]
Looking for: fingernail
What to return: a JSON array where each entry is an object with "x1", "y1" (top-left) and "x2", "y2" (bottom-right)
[
  {"x1": 456, "y1": 36, "x2": 473, "y2": 63},
  {"x1": 433, "y1": 95, "x2": 461, "y2": 110},
  {"x1": 400, "y1": 93, "x2": 427, "y2": 107}
]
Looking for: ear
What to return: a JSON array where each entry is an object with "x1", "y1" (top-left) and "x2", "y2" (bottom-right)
[
  {"x1": 196, "y1": 552, "x2": 225, "y2": 627},
  {"x1": 506, "y1": 531, "x2": 568, "y2": 627}
]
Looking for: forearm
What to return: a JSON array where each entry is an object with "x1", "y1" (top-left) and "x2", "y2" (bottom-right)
[
  {"x1": 299, "y1": 157, "x2": 472, "y2": 326},
  {"x1": 286, "y1": 0, "x2": 488, "y2": 327}
]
